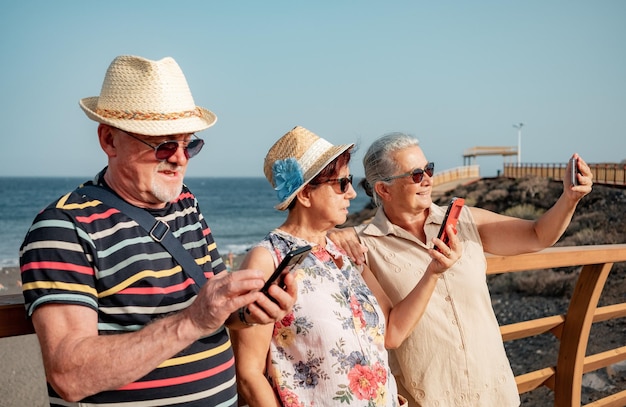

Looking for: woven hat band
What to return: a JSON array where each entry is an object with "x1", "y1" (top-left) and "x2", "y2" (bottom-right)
[
  {"x1": 299, "y1": 138, "x2": 333, "y2": 175},
  {"x1": 94, "y1": 107, "x2": 202, "y2": 121}
]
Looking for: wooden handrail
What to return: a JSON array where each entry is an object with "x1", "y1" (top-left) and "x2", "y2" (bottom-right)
[
  {"x1": 431, "y1": 165, "x2": 480, "y2": 186},
  {"x1": 2, "y1": 244, "x2": 625, "y2": 406},
  {"x1": 503, "y1": 162, "x2": 626, "y2": 186},
  {"x1": 0, "y1": 293, "x2": 34, "y2": 337},
  {"x1": 584, "y1": 346, "x2": 626, "y2": 374},
  {"x1": 486, "y1": 244, "x2": 626, "y2": 407},
  {"x1": 585, "y1": 390, "x2": 626, "y2": 407},
  {"x1": 486, "y1": 244, "x2": 626, "y2": 273}
]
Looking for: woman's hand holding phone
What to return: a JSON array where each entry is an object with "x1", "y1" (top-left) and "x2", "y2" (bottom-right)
[
  {"x1": 428, "y1": 197, "x2": 465, "y2": 274},
  {"x1": 435, "y1": 197, "x2": 464, "y2": 251},
  {"x1": 260, "y1": 245, "x2": 311, "y2": 304}
]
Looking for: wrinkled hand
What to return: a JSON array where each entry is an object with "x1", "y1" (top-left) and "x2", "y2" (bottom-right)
[
  {"x1": 183, "y1": 269, "x2": 266, "y2": 335},
  {"x1": 429, "y1": 224, "x2": 462, "y2": 274},
  {"x1": 243, "y1": 271, "x2": 298, "y2": 325},
  {"x1": 566, "y1": 154, "x2": 593, "y2": 199},
  {"x1": 327, "y1": 227, "x2": 368, "y2": 265}
]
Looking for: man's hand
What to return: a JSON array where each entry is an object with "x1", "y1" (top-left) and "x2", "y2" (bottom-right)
[
  {"x1": 241, "y1": 270, "x2": 298, "y2": 326},
  {"x1": 183, "y1": 269, "x2": 266, "y2": 335}
]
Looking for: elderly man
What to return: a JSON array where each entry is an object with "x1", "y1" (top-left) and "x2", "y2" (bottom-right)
[{"x1": 19, "y1": 55, "x2": 296, "y2": 406}]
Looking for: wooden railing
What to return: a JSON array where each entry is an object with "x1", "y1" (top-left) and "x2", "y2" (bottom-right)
[
  {"x1": 486, "y1": 244, "x2": 626, "y2": 407},
  {"x1": 432, "y1": 164, "x2": 480, "y2": 185},
  {"x1": 379, "y1": 162, "x2": 626, "y2": 189},
  {"x1": 0, "y1": 294, "x2": 34, "y2": 337},
  {"x1": 503, "y1": 162, "x2": 626, "y2": 186},
  {"x1": 1, "y1": 244, "x2": 625, "y2": 406}
]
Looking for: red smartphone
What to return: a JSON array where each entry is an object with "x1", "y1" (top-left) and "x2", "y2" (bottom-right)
[
  {"x1": 436, "y1": 197, "x2": 465, "y2": 251},
  {"x1": 260, "y1": 245, "x2": 312, "y2": 303}
]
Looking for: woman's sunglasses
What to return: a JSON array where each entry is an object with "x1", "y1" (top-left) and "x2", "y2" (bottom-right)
[
  {"x1": 311, "y1": 174, "x2": 354, "y2": 194},
  {"x1": 121, "y1": 130, "x2": 205, "y2": 161},
  {"x1": 382, "y1": 162, "x2": 435, "y2": 184}
]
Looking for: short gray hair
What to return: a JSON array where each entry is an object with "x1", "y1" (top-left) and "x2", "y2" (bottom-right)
[{"x1": 362, "y1": 132, "x2": 420, "y2": 206}]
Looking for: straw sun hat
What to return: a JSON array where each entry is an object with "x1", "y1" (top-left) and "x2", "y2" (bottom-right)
[
  {"x1": 264, "y1": 126, "x2": 354, "y2": 211},
  {"x1": 79, "y1": 55, "x2": 217, "y2": 136}
]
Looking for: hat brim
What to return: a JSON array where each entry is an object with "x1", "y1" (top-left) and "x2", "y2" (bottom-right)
[
  {"x1": 79, "y1": 97, "x2": 217, "y2": 136},
  {"x1": 275, "y1": 143, "x2": 355, "y2": 211}
]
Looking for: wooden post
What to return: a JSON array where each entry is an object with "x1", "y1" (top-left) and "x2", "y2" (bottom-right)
[{"x1": 554, "y1": 262, "x2": 613, "y2": 407}]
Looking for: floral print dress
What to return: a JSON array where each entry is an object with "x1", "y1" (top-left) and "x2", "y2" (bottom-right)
[{"x1": 258, "y1": 230, "x2": 400, "y2": 407}]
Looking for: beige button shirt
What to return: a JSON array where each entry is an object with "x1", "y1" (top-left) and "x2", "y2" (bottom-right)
[{"x1": 355, "y1": 204, "x2": 520, "y2": 407}]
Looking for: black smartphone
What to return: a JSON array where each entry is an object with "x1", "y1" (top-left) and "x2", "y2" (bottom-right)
[
  {"x1": 260, "y1": 245, "x2": 312, "y2": 302},
  {"x1": 570, "y1": 157, "x2": 580, "y2": 186},
  {"x1": 436, "y1": 197, "x2": 465, "y2": 251}
]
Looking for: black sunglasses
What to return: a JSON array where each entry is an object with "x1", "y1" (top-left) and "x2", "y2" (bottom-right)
[
  {"x1": 382, "y1": 162, "x2": 435, "y2": 184},
  {"x1": 120, "y1": 130, "x2": 205, "y2": 161},
  {"x1": 311, "y1": 174, "x2": 354, "y2": 193}
]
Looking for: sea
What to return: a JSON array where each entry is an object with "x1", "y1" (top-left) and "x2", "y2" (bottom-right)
[{"x1": 0, "y1": 177, "x2": 371, "y2": 268}]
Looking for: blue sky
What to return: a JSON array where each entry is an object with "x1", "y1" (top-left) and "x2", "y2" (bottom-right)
[{"x1": 1, "y1": 1, "x2": 624, "y2": 179}]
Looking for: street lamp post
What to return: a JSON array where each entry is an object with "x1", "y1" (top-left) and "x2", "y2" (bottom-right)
[{"x1": 513, "y1": 123, "x2": 524, "y2": 165}]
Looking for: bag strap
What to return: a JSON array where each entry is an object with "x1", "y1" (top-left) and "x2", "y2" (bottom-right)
[{"x1": 76, "y1": 185, "x2": 207, "y2": 287}]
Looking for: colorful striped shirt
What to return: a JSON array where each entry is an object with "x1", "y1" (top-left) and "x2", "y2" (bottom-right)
[{"x1": 19, "y1": 172, "x2": 236, "y2": 406}]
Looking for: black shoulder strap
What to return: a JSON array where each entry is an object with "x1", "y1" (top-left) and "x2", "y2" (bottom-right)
[{"x1": 76, "y1": 185, "x2": 207, "y2": 287}]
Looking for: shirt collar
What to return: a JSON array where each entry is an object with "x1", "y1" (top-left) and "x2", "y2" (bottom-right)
[{"x1": 360, "y1": 203, "x2": 448, "y2": 242}]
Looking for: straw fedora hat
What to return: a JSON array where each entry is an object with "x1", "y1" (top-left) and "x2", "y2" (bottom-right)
[
  {"x1": 79, "y1": 55, "x2": 217, "y2": 136},
  {"x1": 264, "y1": 126, "x2": 354, "y2": 210}
]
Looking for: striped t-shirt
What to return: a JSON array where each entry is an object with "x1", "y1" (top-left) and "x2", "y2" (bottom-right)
[{"x1": 19, "y1": 175, "x2": 236, "y2": 406}]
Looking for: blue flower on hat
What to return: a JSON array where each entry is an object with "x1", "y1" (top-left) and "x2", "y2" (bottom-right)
[{"x1": 272, "y1": 158, "x2": 304, "y2": 202}]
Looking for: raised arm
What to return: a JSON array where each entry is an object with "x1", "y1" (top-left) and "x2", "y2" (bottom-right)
[{"x1": 473, "y1": 154, "x2": 593, "y2": 255}]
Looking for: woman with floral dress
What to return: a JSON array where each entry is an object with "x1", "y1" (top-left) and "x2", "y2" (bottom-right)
[{"x1": 231, "y1": 126, "x2": 461, "y2": 407}]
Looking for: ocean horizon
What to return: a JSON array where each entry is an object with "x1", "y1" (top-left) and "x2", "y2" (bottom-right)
[{"x1": 0, "y1": 176, "x2": 371, "y2": 268}]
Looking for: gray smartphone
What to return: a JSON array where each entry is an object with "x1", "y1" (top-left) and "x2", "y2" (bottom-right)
[{"x1": 570, "y1": 157, "x2": 580, "y2": 186}]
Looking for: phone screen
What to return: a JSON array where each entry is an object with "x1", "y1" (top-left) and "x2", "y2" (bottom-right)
[{"x1": 260, "y1": 245, "x2": 312, "y2": 302}]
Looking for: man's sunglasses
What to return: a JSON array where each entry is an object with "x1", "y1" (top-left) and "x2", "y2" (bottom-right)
[
  {"x1": 311, "y1": 174, "x2": 354, "y2": 194},
  {"x1": 382, "y1": 162, "x2": 435, "y2": 184},
  {"x1": 120, "y1": 129, "x2": 205, "y2": 161}
]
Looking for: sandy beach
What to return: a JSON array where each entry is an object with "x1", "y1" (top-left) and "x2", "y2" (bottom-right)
[{"x1": 0, "y1": 267, "x2": 48, "y2": 407}]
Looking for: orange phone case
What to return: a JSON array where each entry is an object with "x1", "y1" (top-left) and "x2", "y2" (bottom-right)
[{"x1": 436, "y1": 197, "x2": 465, "y2": 250}]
